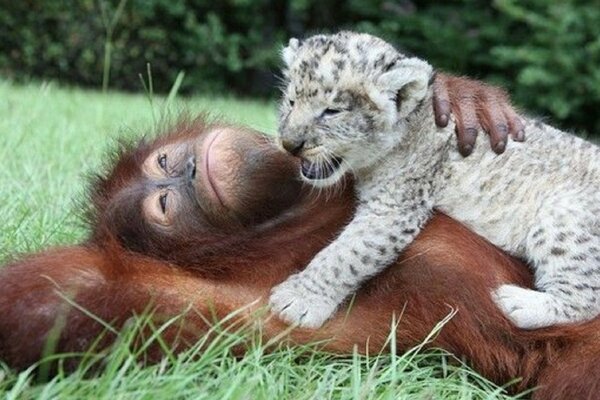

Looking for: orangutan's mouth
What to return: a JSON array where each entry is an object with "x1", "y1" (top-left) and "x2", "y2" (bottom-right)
[{"x1": 300, "y1": 156, "x2": 343, "y2": 180}]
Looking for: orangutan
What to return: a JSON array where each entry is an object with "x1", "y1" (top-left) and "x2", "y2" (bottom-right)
[{"x1": 0, "y1": 75, "x2": 596, "y2": 399}]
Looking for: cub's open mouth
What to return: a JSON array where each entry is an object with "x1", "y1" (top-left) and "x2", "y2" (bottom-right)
[{"x1": 300, "y1": 156, "x2": 343, "y2": 180}]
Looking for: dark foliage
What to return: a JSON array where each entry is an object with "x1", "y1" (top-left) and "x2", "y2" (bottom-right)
[{"x1": 1, "y1": 0, "x2": 598, "y2": 135}]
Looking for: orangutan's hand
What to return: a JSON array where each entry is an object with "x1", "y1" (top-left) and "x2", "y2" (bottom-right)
[{"x1": 433, "y1": 72, "x2": 525, "y2": 157}]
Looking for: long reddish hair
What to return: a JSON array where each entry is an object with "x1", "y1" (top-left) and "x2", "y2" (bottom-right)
[
  {"x1": 1, "y1": 118, "x2": 598, "y2": 399},
  {"x1": 1, "y1": 213, "x2": 599, "y2": 398}
]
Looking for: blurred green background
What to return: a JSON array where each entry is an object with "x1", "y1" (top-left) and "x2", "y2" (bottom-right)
[{"x1": 1, "y1": 0, "x2": 599, "y2": 136}]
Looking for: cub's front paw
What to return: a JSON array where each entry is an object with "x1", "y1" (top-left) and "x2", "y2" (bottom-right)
[
  {"x1": 269, "y1": 277, "x2": 338, "y2": 328},
  {"x1": 492, "y1": 284, "x2": 557, "y2": 329}
]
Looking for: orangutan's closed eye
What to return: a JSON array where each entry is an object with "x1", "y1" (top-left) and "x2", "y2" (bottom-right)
[{"x1": 158, "y1": 153, "x2": 168, "y2": 172}]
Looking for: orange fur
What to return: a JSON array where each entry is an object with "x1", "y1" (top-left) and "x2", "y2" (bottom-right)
[
  {"x1": 2, "y1": 214, "x2": 599, "y2": 398},
  {"x1": 1, "y1": 113, "x2": 597, "y2": 398}
]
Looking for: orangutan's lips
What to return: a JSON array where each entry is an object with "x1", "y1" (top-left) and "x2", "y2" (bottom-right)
[
  {"x1": 300, "y1": 156, "x2": 343, "y2": 180},
  {"x1": 202, "y1": 130, "x2": 227, "y2": 208}
]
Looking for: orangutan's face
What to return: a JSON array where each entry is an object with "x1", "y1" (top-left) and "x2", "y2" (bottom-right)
[
  {"x1": 140, "y1": 127, "x2": 301, "y2": 227},
  {"x1": 91, "y1": 119, "x2": 304, "y2": 264}
]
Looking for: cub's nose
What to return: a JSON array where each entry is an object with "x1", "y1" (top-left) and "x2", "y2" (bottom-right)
[{"x1": 281, "y1": 138, "x2": 305, "y2": 156}]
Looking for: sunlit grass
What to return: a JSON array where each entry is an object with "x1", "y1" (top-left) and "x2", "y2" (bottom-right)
[{"x1": 0, "y1": 80, "x2": 521, "y2": 399}]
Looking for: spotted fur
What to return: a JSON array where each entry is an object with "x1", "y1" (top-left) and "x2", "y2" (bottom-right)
[{"x1": 270, "y1": 31, "x2": 600, "y2": 330}]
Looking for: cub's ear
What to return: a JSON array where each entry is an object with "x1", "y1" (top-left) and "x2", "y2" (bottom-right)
[
  {"x1": 376, "y1": 57, "x2": 433, "y2": 118},
  {"x1": 282, "y1": 38, "x2": 301, "y2": 68}
]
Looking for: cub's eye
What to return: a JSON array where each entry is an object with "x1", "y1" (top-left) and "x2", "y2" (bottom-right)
[
  {"x1": 322, "y1": 108, "x2": 341, "y2": 117},
  {"x1": 158, "y1": 153, "x2": 167, "y2": 172},
  {"x1": 289, "y1": 99, "x2": 295, "y2": 107},
  {"x1": 159, "y1": 192, "x2": 168, "y2": 214}
]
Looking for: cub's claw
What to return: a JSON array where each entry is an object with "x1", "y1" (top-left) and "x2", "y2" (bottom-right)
[
  {"x1": 269, "y1": 277, "x2": 337, "y2": 328},
  {"x1": 492, "y1": 284, "x2": 557, "y2": 330}
]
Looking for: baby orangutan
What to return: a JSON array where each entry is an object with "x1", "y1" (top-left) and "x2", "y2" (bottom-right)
[{"x1": 9, "y1": 66, "x2": 597, "y2": 400}]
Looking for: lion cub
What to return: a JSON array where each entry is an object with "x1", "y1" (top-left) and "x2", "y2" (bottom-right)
[{"x1": 269, "y1": 31, "x2": 600, "y2": 329}]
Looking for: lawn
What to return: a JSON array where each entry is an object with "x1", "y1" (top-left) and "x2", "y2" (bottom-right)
[{"x1": 0, "y1": 80, "x2": 522, "y2": 399}]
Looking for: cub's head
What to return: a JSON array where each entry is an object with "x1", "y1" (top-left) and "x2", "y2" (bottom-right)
[{"x1": 278, "y1": 31, "x2": 433, "y2": 187}]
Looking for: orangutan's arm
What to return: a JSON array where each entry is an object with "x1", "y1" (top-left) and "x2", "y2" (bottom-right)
[
  {"x1": 433, "y1": 72, "x2": 525, "y2": 156},
  {"x1": 1, "y1": 217, "x2": 598, "y2": 399}
]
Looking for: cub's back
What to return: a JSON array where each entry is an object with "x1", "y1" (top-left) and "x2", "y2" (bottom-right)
[{"x1": 436, "y1": 119, "x2": 600, "y2": 255}]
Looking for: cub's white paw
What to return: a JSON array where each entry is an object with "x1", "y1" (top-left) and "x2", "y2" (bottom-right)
[
  {"x1": 492, "y1": 284, "x2": 556, "y2": 329},
  {"x1": 269, "y1": 277, "x2": 338, "y2": 328}
]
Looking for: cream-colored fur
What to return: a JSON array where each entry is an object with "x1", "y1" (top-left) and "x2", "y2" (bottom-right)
[{"x1": 270, "y1": 31, "x2": 600, "y2": 330}]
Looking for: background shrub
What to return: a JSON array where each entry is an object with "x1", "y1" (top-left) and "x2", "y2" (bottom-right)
[{"x1": 1, "y1": 0, "x2": 598, "y2": 136}]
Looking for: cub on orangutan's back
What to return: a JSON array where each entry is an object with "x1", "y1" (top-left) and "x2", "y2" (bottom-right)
[{"x1": 270, "y1": 31, "x2": 600, "y2": 330}]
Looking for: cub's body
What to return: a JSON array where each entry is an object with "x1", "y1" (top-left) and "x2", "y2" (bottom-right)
[
  {"x1": 439, "y1": 120, "x2": 600, "y2": 261},
  {"x1": 270, "y1": 31, "x2": 600, "y2": 329}
]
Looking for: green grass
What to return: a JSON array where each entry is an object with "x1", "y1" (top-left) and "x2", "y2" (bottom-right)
[{"x1": 0, "y1": 80, "x2": 522, "y2": 399}]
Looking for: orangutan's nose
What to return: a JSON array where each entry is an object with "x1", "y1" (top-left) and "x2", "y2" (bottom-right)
[{"x1": 281, "y1": 138, "x2": 305, "y2": 156}]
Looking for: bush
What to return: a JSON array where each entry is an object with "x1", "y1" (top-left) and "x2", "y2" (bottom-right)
[
  {"x1": 1, "y1": 0, "x2": 598, "y2": 135},
  {"x1": 491, "y1": 0, "x2": 600, "y2": 136},
  {"x1": 0, "y1": 0, "x2": 289, "y2": 95},
  {"x1": 352, "y1": 0, "x2": 600, "y2": 136}
]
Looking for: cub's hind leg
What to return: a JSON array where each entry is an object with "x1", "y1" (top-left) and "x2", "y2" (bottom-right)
[{"x1": 492, "y1": 204, "x2": 600, "y2": 329}]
